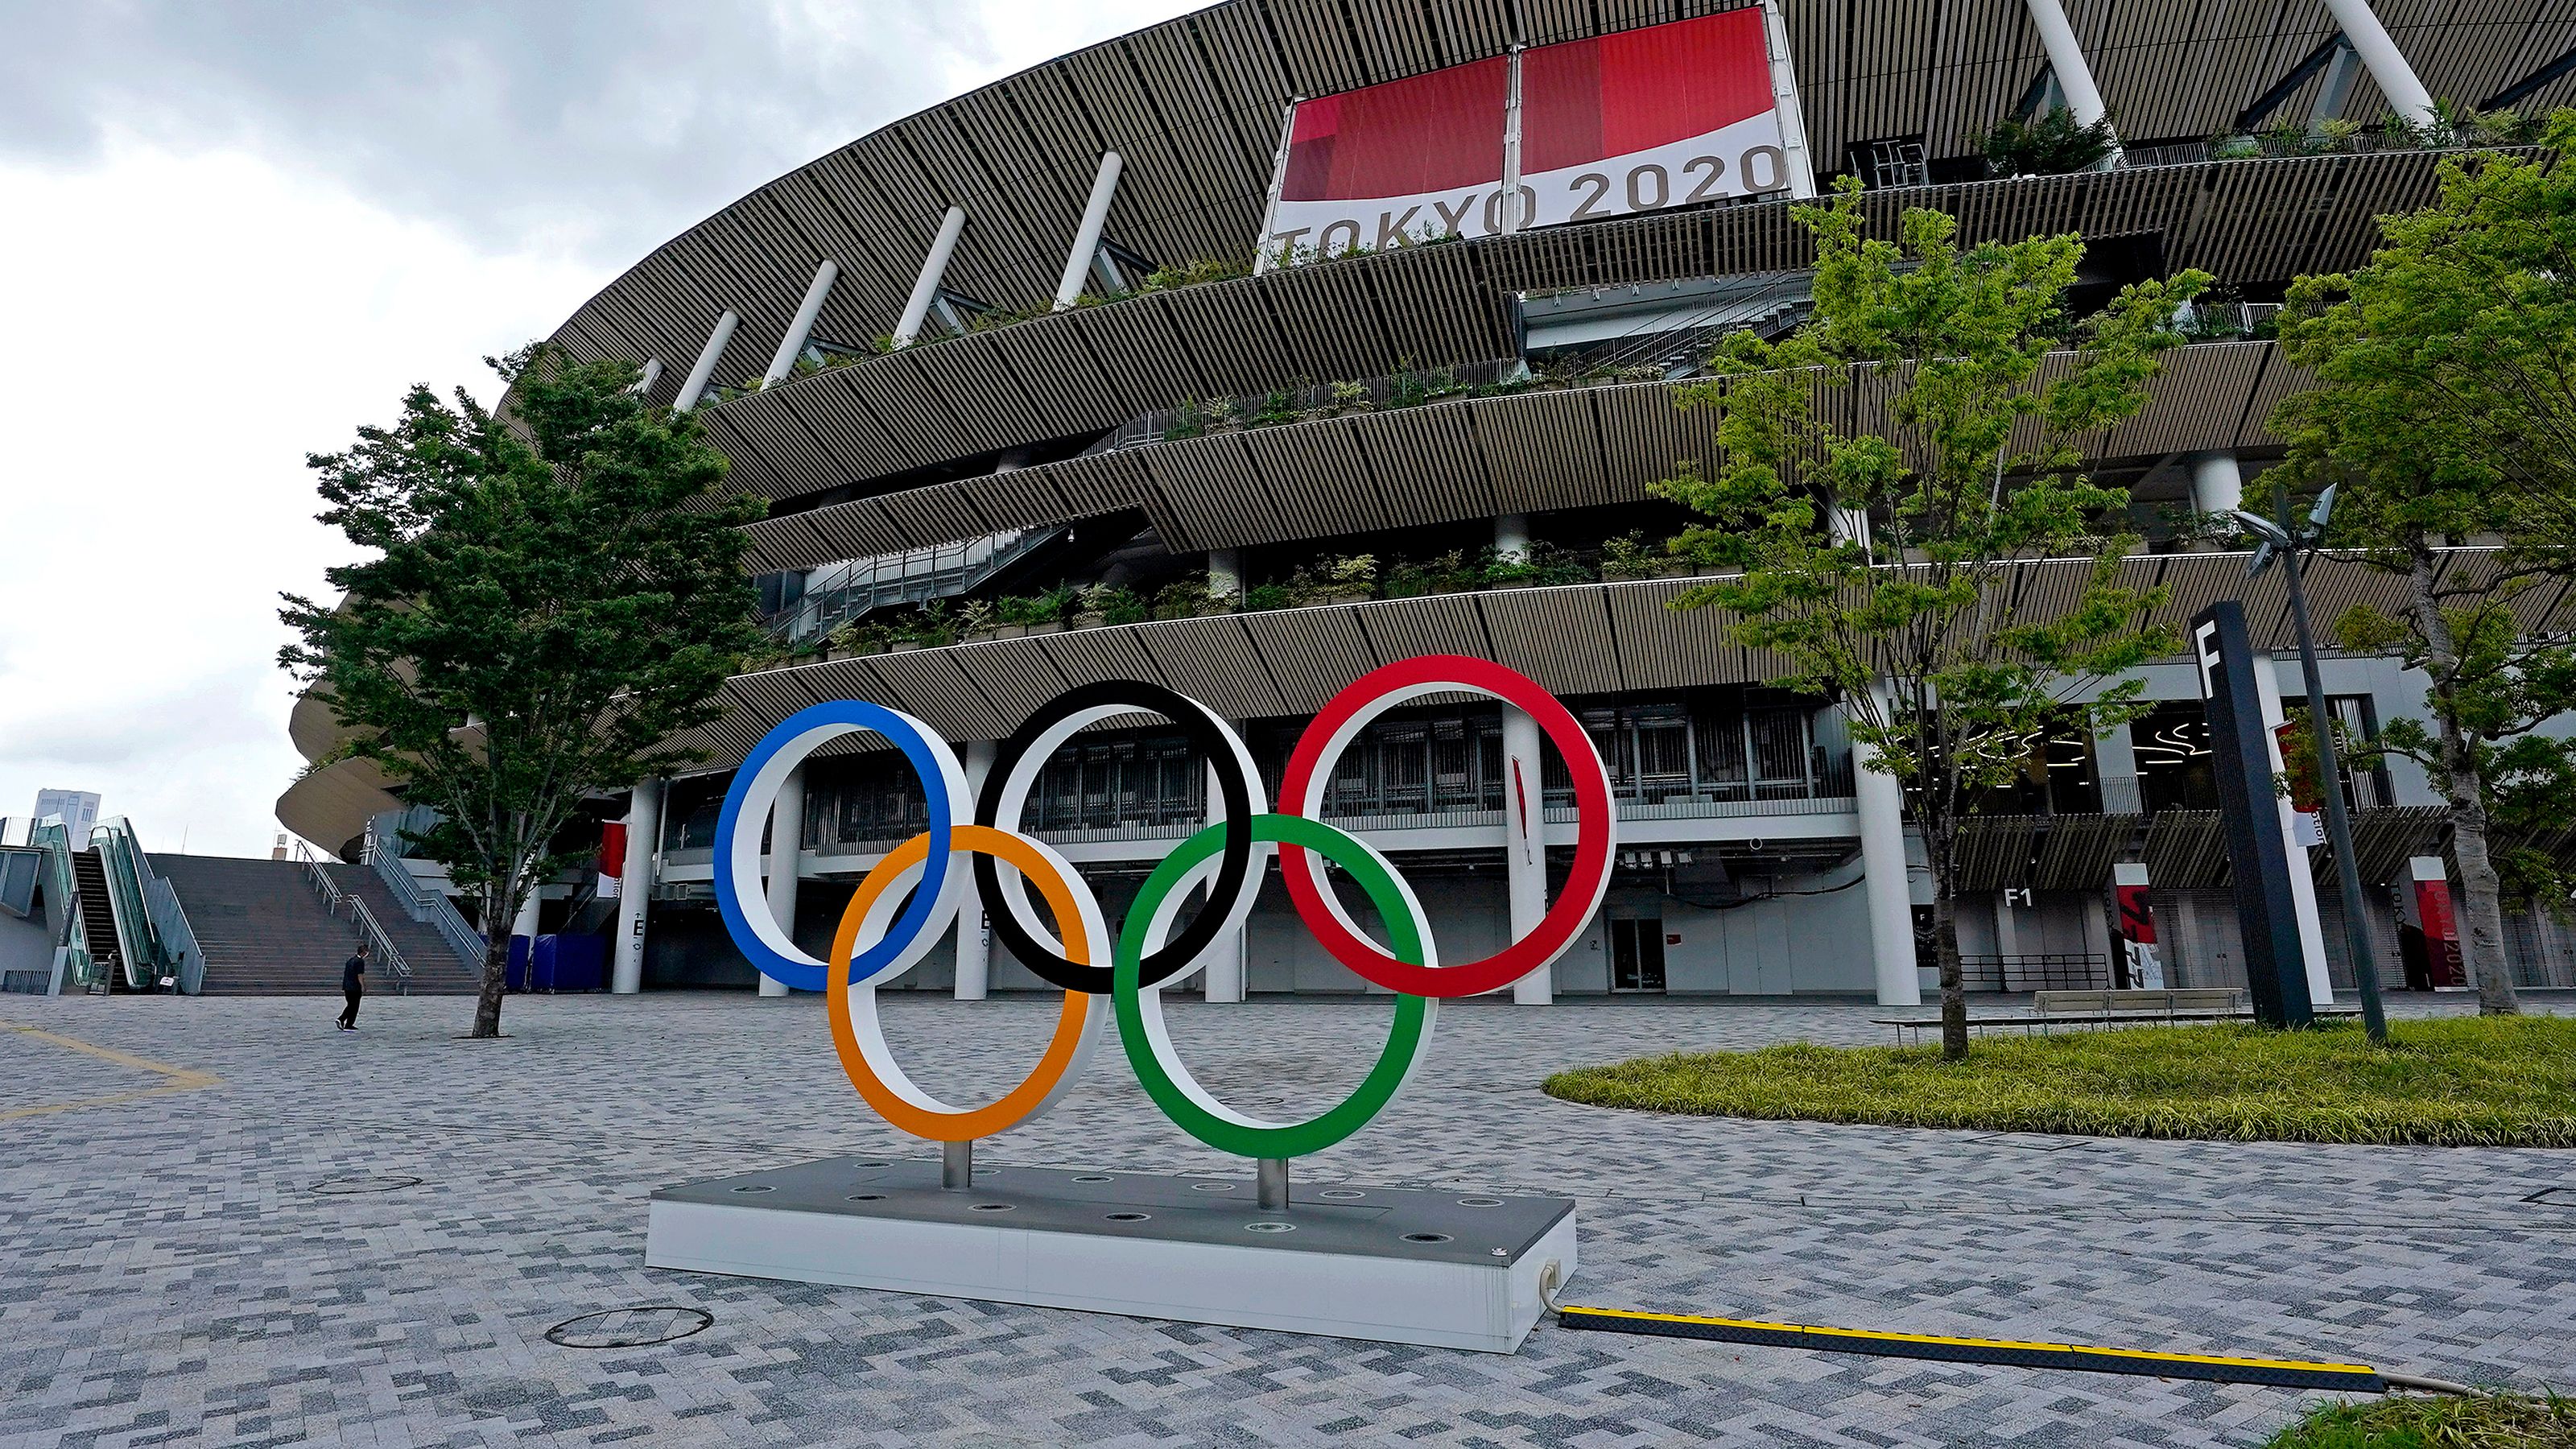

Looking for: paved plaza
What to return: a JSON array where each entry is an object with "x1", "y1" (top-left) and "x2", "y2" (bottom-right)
[{"x1": 3, "y1": 991, "x2": 2571, "y2": 1447}]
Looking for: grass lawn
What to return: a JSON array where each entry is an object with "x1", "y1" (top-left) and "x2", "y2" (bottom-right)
[
  {"x1": 2264, "y1": 1391, "x2": 2576, "y2": 1446},
  {"x1": 1540, "y1": 1016, "x2": 2576, "y2": 1147}
]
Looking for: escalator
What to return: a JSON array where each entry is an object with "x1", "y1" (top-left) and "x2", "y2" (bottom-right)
[
  {"x1": 23, "y1": 817, "x2": 201, "y2": 994},
  {"x1": 69, "y1": 849, "x2": 123, "y2": 987}
]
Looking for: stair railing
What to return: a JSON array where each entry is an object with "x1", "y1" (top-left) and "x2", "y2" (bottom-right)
[
  {"x1": 361, "y1": 814, "x2": 485, "y2": 968},
  {"x1": 294, "y1": 841, "x2": 413, "y2": 994},
  {"x1": 28, "y1": 820, "x2": 93, "y2": 994}
]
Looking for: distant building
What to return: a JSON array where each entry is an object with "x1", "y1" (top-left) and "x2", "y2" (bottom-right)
[{"x1": 33, "y1": 790, "x2": 101, "y2": 840}]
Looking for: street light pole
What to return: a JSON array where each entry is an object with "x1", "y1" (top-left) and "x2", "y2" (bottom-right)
[{"x1": 2234, "y1": 486, "x2": 2390, "y2": 1043}]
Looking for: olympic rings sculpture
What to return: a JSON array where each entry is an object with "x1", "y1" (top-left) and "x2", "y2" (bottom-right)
[{"x1": 712, "y1": 655, "x2": 1616, "y2": 1160}]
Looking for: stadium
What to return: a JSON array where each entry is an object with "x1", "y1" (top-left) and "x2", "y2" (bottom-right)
[{"x1": 275, "y1": 0, "x2": 2576, "y2": 1005}]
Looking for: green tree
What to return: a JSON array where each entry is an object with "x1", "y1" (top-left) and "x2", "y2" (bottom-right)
[
  {"x1": 2272, "y1": 112, "x2": 2576, "y2": 1016},
  {"x1": 281, "y1": 348, "x2": 766, "y2": 1037},
  {"x1": 1653, "y1": 180, "x2": 2207, "y2": 1057},
  {"x1": 1980, "y1": 105, "x2": 2120, "y2": 177}
]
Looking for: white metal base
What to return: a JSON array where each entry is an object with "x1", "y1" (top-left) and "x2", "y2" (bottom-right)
[{"x1": 646, "y1": 1158, "x2": 1578, "y2": 1352}]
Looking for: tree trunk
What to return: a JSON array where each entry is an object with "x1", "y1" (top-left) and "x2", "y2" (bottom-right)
[
  {"x1": 1925, "y1": 835, "x2": 1968, "y2": 1059},
  {"x1": 2443, "y1": 755, "x2": 2520, "y2": 1014},
  {"x1": 471, "y1": 883, "x2": 511, "y2": 1038},
  {"x1": 2405, "y1": 551, "x2": 2520, "y2": 1016}
]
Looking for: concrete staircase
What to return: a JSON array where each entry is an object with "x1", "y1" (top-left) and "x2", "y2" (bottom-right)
[
  {"x1": 323, "y1": 864, "x2": 485, "y2": 994},
  {"x1": 152, "y1": 854, "x2": 477, "y2": 996}
]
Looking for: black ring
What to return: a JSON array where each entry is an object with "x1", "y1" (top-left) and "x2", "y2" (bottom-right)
[{"x1": 976, "y1": 680, "x2": 1258, "y2": 993}]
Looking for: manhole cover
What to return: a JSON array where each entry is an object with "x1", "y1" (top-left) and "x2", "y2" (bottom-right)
[
  {"x1": 546, "y1": 1306, "x2": 712, "y2": 1348},
  {"x1": 311, "y1": 1174, "x2": 422, "y2": 1195}
]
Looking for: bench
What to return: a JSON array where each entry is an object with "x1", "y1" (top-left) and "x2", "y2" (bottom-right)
[
  {"x1": 1871, "y1": 988, "x2": 2362, "y2": 1046},
  {"x1": 2033, "y1": 988, "x2": 2248, "y2": 1019}
]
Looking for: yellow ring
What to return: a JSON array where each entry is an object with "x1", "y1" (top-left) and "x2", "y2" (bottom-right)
[{"x1": 826, "y1": 824, "x2": 1099, "y2": 1141}]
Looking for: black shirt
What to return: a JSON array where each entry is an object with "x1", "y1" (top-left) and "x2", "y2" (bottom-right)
[{"x1": 343, "y1": 955, "x2": 365, "y2": 992}]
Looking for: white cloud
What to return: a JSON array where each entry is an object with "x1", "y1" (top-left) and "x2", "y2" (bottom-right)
[
  {"x1": 0, "y1": 143, "x2": 601, "y2": 856},
  {"x1": 0, "y1": 3, "x2": 1199, "y2": 858}
]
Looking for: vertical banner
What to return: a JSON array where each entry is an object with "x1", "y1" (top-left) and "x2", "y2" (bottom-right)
[
  {"x1": 2112, "y1": 862, "x2": 2164, "y2": 990},
  {"x1": 597, "y1": 821, "x2": 627, "y2": 901},
  {"x1": 1517, "y1": 8, "x2": 1798, "y2": 229},
  {"x1": 2396, "y1": 855, "x2": 2465, "y2": 989},
  {"x1": 1255, "y1": 8, "x2": 1811, "y2": 263},
  {"x1": 1264, "y1": 57, "x2": 1511, "y2": 262},
  {"x1": 2273, "y1": 721, "x2": 2328, "y2": 848}
]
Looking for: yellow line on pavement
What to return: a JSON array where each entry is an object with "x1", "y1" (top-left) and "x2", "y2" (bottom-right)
[{"x1": 0, "y1": 1019, "x2": 222, "y2": 1121}]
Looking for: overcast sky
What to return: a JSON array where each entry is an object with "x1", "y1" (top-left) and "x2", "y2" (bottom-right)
[{"x1": 0, "y1": 1, "x2": 1198, "y2": 859}]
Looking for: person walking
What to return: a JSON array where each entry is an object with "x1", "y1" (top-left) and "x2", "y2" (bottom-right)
[{"x1": 338, "y1": 945, "x2": 366, "y2": 1030}]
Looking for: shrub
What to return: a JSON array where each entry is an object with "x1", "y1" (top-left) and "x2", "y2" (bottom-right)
[{"x1": 1980, "y1": 105, "x2": 2120, "y2": 176}]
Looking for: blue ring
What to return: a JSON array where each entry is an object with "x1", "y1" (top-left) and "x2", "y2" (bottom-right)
[{"x1": 713, "y1": 700, "x2": 957, "y2": 992}]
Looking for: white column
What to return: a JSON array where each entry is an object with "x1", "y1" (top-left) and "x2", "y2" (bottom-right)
[
  {"x1": 1495, "y1": 514, "x2": 1531, "y2": 563},
  {"x1": 2021, "y1": 0, "x2": 2123, "y2": 163},
  {"x1": 632, "y1": 357, "x2": 663, "y2": 395},
  {"x1": 953, "y1": 741, "x2": 995, "y2": 1001},
  {"x1": 1054, "y1": 153, "x2": 1125, "y2": 308},
  {"x1": 1856, "y1": 687, "x2": 1924, "y2": 1006},
  {"x1": 1200, "y1": 744, "x2": 1252, "y2": 1003},
  {"x1": 1827, "y1": 502, "x2": 1872, "y2": 551},
  {"x1": 511, "y1": 886, "x2": 542, "y2": 939},
  {"x1": 1207, "y1": 548, "x2": 1241, "y2": 603},
  {"x1": 672, "y1": 311, "x2": 738, "y2": 412},
  {"x1": 894, "y1": 207, "x2": 968, "y2": 347},
  {"x1": 759, "y1": 766, "x2": 803, "y2": 997},
  {"x1": 1504, "y1": 705, "x2": 1553, "y2": 1004},
  {"x1": 2309, "y1": 41, "x2": 2362, "y2": 130},
  {"x1": 2190, "y1": 451, "x2": 2244, "y2": 519},
  {"x1": 611, "y1": 778, "x2": 664, "y2": 994},
  {"x1": 2320, "y1": 0, "x2": 2438, "y2": 127},
  {"x1": 2252, "y1": 654, "x2": 2338, "y2": 1009},
  {"x1": 762, "y1": 260, "x2": 840, "y2": 385},
  {"x1": 1758, "y1": 0, "x2": 1821, "y2": 199}
]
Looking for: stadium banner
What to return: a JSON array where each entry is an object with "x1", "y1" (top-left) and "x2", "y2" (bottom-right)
[
  {"x1": 1261, "y1": 56, "x2": 1513, "y2": 264},
  {"x1": 1518, "y1": 8, "x2": 1798, "y2": 229},
  {"x1": 1255, "y1": 5, "x2": 1809, "y2": 266}
]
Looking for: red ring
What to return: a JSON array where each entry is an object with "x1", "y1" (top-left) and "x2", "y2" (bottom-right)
[{"x1": 1277, "y1": 655, "x2": 1615, "y2": 997}]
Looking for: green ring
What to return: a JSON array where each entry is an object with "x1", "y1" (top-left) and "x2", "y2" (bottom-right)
[{"x1": 1113, "y1": 813, "x2": 1434, "y2": 1159}]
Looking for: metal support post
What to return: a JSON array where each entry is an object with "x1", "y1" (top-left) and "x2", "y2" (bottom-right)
[
  {"x1": 1257, "y1": 1158, "x2": 1289, "y2": 1211},
  {"x1": 2278, "y1": 529, "x2": 2391, "y2": 1041},
  {"x1": 943, "y1": 1140, "x2": 972, "y2": 1191}
]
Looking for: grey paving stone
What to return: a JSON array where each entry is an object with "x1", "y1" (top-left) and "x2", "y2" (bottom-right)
[{"x1": 0, "y1": 993, "x2": 2567, "y2": 1447}]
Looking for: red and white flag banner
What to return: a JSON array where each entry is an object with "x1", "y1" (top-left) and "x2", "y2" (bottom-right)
[{"x1": 1259, "y1": 6, "x2": 1805, "y2": 263}]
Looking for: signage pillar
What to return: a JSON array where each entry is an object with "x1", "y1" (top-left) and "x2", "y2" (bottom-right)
[
  {"x1": 2251, "y1": 652, "x2": 2335, "y2": 1007},
  {"x1": 1504, "y1": 704, "x2": 1552, "y2": 1004},
  {"x1": 612, "y1": 778, "x2": 664, "y2": 995},
  {"x1": 2191, "y1": 603, "x2": 2312, "y2": 1026},
  {"x1": 1856, "y1": 686, "x2": 1923, "y2": 1006},
  {"x1": 759, "y1": 767, "x2": 803, "y2": 997},
  {"x1": 954, "y1": 741, "x2": 995, "y2": 1001}
]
